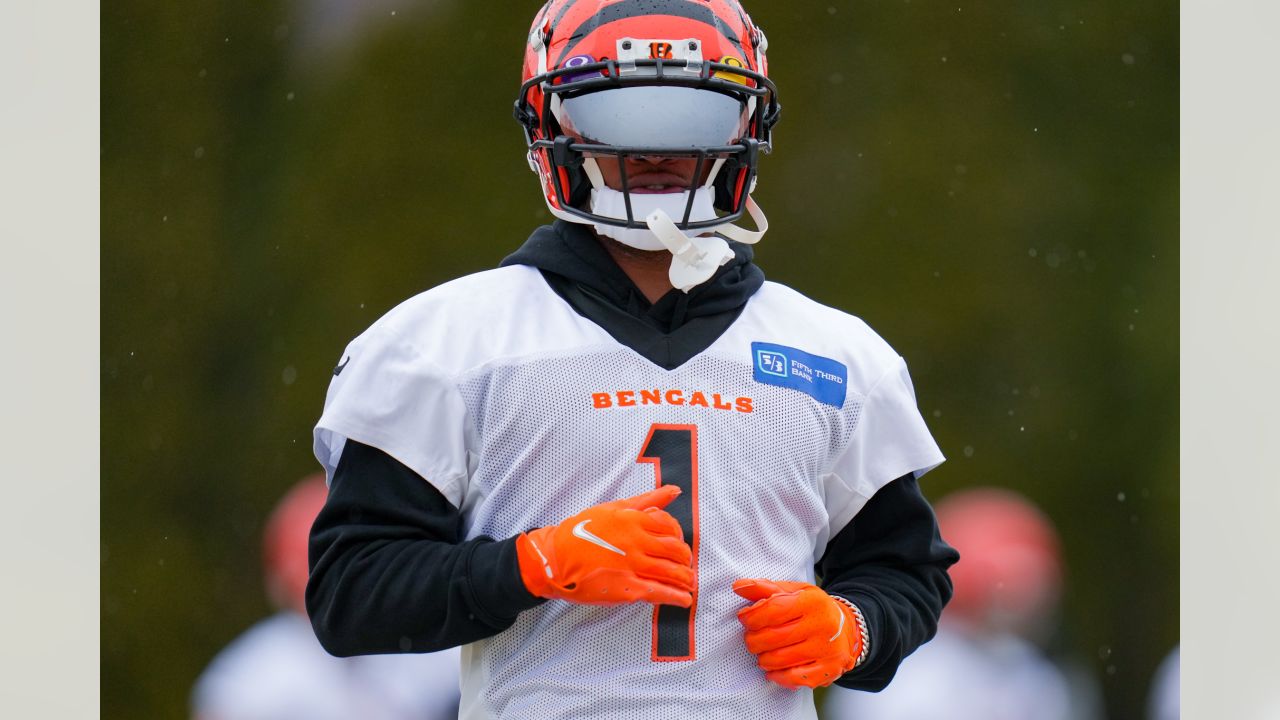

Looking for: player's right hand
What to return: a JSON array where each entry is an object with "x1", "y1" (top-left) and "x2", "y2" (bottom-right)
[{"x1": 516, "y1": 486, "x2": 694, "y2": 607}]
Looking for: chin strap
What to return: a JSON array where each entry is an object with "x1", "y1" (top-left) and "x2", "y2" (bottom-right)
[
  {"x1": 645, "y1": 208, "x2": 736, "y2": 292},
  {"x1": 715, "y1": 195, "x2": 768, "y2": 245}
]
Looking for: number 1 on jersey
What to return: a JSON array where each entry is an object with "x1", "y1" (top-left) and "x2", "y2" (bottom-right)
[{"x1": 637, "y1": 424, "x2": 699, "y2": 662}]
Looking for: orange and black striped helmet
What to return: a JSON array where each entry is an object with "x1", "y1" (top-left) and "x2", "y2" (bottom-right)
[{"x1": 515, "y1": 0, "x2": 780, "y2": 237}]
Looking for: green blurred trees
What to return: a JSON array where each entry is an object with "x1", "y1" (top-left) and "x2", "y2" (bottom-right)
[{"x1": 103, "y1": 1, "x2": 1177, "y2": 717}]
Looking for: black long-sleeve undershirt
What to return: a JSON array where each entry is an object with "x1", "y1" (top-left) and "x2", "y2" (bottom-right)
[
  {"x1": 307, "y1": 440, "x2": 957, "y2": 690},
  {"x1": 306, "y1": 439, "x2": 543, "y2": 657}
]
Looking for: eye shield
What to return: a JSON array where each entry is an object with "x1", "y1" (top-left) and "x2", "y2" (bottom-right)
[{"x1": 557, "y1": 86, "x2": 749, "y2": 149}]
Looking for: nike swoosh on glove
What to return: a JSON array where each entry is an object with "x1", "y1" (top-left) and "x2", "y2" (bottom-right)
[
  {"x1": 517, "y1": 486, "x2": 694, "y2": 607},
  {"x1": 732, "y1": 578, "x2": 866, "y2": 690}
]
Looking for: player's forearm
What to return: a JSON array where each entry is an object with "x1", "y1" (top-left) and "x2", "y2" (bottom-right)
[
  {"x1": 306, "y1": 440, "x2": 543, "y2": 657},
  {"x1": 307, "y1": 534, "x2": 536, "y2": 656},
  {"x1": 817, "y1": 474, "x2": 959, "y2": 691}
]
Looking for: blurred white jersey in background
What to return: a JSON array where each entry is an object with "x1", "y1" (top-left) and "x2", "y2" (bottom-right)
[
  {"x1": 823, "y1": 625, "x2": 1078, "y2": 720},
  {"x1": 192, "y1": 611, "x2": 461, "y2": 720}
]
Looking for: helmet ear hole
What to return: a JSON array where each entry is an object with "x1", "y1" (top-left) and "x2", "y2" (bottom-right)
[
  {"x1": 712, "y1": 162, "x2": 745, "y2": 213},
  {"x1": 714, "y1": 138, "x2": 761, "y2": 213},
  {"x1": 567, "y1": 167, "x2": 592, "y2": 208},
  {"x1": 550, "y1": 136, "x2": 594, "y2": 208}
]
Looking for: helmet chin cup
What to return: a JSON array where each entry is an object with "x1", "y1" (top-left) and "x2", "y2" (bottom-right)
[
  {"x1": 592, "y1": 224, "x2": 667, "y2": 251},
  {"x1": 645, "y1": 208, "x2": 735, "y2": 293},
  {"x1": 589, "y1": 186, "x2": 717, "y2": 252}
]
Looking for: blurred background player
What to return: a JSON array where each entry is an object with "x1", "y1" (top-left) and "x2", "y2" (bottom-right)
[
  {"x1": 1147, "y1": 645, "x2": 1178, "y2": 720},
  {"x1": 824, "y1": 487, "x2": 1104, "y2": 720},
  {"x1": 190, "y1": 475, "x2": 461, "y2": 720}
]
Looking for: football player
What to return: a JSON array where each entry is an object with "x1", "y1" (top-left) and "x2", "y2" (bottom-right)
[{"x1": 306, "y1": 1, "x2": 959, "y2": 718}]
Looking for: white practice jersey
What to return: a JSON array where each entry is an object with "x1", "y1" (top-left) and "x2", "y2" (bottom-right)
[
  {"x1": 191, "y1": 612, "x2": 460, "y2": 720},
  {"x1": 314, "y1": 265, "x2": 944, "y2": 720}
]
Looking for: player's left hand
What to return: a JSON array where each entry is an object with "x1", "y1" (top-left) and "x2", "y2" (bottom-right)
[{"x1": 732, "y1": 578, "x2": 866, "y2": 690}]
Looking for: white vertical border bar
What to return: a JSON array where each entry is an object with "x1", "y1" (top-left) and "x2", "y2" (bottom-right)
[
  {"x1": 0, "y1": 0, "x2": 101, "y2": 716},
  {"x1": 1183, "y1": 1, "x2": 1280, "y2": 718}
]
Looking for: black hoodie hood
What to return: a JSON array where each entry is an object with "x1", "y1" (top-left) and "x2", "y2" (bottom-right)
[{"x1": 500, "y1": 220, "x2": 765, "y2": 369}]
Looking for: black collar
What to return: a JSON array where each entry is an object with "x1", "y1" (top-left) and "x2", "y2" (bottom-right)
[{"x1": 500, "y1": 221, "x2": 765, "y2": 369}]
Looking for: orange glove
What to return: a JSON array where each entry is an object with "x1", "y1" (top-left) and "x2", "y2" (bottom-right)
[
  {"x1": 517, "y1": 486, "x2": 694, "y2": 607},
  {"x1": 732, "y1": 578, "x2": 867, "y2": 690}
]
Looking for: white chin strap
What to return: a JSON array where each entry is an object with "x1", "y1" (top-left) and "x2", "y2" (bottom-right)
[{"x1": 545, "y1": 157, "x2": 770, "y2": 292}]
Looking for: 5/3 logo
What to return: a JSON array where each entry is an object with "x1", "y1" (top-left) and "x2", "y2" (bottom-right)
[
  {"x1": 755, "y1": 350, "x2": 788, "y2": 377},
  {"x1": 752, "y1": 342, "x2": 848, "y2": 408}
]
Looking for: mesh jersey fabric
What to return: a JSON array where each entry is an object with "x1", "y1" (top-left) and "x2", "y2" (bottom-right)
[{"x1": 314, "y1": 265, "x2": 944, "y2": 720}]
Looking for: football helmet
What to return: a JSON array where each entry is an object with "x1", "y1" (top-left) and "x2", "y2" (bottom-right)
[
  {"x1": 263, "y1": 474, "x2": 329, "y2": 615},
  {"x1": 514, "y1": 0, "x2": 780, "y2": 288},
  {"x1": 936, "y1": 488, "x2": 1063, "y2": 640}
]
